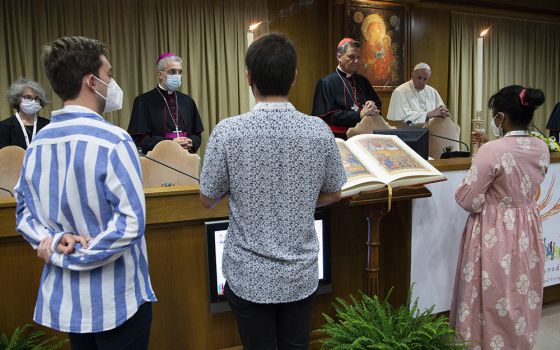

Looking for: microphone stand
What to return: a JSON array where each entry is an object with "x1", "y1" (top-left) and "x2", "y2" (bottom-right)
[
  {"x1": 143, "y1": 156, "x2": 200, "y2": 183},
  {"x1": 429, "y1": 133, "x2": 470, "y2": 152},
  {"x1": 428, "y1": 132, "x2": 471, "y2": 159},
  {"x1": 530, "y1": 122, "x2": 547, "y2": 137},
  {"x1": 405, "y1": 121, "x2": 471, "y2": 158},
  {"x1": 0, "y1": 187, "x2": 14, "y2": 197}
]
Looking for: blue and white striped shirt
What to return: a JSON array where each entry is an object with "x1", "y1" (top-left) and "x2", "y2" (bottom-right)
[{"x1": 14, "y1": 105, "x2": 156, "y2": 333}]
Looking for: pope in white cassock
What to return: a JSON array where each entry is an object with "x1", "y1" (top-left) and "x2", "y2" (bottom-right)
[{"x1": 387, "y1": 62, "x2": 450, "y2": 124}]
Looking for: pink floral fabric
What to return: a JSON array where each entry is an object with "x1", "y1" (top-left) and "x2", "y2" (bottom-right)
[{"x1": 450, "y1": 136, "x2": 550, "y2": 349}]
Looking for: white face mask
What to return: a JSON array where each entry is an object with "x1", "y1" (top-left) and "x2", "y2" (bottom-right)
[
  {"x1": 491, "y1": 113, "x2": 503, "y2": 137},
  {"x1": 93, "y1": 76, "x2": 124, "y2": 113},
  {"x1": 20, "y1": 99, "x2": 42, "y2": 115}
]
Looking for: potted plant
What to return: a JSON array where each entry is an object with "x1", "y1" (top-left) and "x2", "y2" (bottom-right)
[
  {"x1": 317, "y1": 287, "x2": 467, "y2": 349},
  {"x1": 0, "y1": 324, "x2": 67, "y2": 350}
]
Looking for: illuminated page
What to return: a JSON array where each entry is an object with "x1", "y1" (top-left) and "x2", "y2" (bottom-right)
[
  {"x1": 346, "y1": 134, "x2": 444, "y2": 185},
  {"x1": 336, "y1": 139, "x2": 385, "y2": 196}
]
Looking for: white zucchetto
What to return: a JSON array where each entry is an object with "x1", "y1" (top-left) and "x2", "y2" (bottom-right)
[{"x1": 414, "y1": 62, "x2": 431, "y2": 71}]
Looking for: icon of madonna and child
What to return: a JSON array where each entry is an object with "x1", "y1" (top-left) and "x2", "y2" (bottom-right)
[{"x1": 348, "y1": 5, "x2": 404, "y2": 89}]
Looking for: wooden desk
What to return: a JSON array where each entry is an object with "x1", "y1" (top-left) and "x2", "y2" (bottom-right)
[{"x1": 0, "y1": 185, "x2": 429, "y2": 349}]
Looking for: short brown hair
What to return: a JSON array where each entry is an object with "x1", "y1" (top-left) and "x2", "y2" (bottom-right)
[{"x1": 42, "y1": 36, "x2": 108, "y2": 101}]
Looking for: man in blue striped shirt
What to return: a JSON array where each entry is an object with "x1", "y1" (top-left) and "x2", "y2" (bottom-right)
[{"x1": 15, "y1": 36, "x2": 156, "y2": 350}]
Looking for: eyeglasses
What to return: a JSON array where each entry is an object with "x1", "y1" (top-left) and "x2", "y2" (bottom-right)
[
  {"x1": 162, "y1": 69, "x2": 182, "y2": 75},
  {"x1": 21, "y1": 95, "x2": 41, "y2": 102}
]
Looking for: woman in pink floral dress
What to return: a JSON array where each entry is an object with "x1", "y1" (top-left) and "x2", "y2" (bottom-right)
[{"x1": 450, "y1": 85, "x2": 550, "y2": 349}]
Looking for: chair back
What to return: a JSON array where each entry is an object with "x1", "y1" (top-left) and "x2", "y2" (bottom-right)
[
  {"x1": 426, "y1": 118, "x2": 461, "y2": 159},
  {"x1": 346, "y1": 115, "x2": 395, "y2": 139},
  {"x1": 0, "y1": 146, "x2": 26, "y2": 197},
  {"x1": 141, "y1": 141, "x2": 200, "y2": 188}
]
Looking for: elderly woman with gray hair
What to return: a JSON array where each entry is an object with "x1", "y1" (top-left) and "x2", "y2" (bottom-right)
[{"x1": 0, "y1": 78, "x2": 50, "y2": 149}]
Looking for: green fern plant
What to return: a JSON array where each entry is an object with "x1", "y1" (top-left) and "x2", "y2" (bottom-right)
[
  {"x1": 0, "y1": 324, "x2": 67, "y2": 350},
  {"x1": 317, "y1": 286, "x2": 467, "y2": 350}
]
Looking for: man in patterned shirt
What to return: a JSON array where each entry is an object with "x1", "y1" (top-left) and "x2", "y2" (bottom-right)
[
  {"x1": 200, "y1": 33, "x2": 347, "y2": 349},
  {"x1": 15, "y1": 36, "x2": 156, "y2": 350}
]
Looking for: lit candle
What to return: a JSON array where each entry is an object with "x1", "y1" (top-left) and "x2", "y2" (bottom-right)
[
  {"x1": 246, "y1": 31, "x2": 254, "y2": 48},
  {"x1": 475, "y1": 37, "x2": 482, "y2": 112},
  {"x1": 247, "y1": 22, "x2": 262, "y2": 110},
  {"x1": 475, "y1": 28, "x2": 489, "y2": 113}
]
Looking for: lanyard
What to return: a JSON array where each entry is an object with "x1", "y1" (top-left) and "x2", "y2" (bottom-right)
[{"x1": 15, "y1": 112, "x2": 37, "y2": 147}]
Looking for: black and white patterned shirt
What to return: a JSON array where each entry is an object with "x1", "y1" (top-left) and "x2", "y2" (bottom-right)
[{"x1": 200, "y1": 102, "x2": 346, "y2": 303}]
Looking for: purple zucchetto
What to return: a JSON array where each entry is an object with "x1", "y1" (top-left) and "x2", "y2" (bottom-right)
[{"x1": 156, "y1": 52, "x2": 175, "y2": 64}]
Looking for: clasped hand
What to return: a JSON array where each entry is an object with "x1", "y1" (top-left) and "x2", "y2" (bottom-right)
[
  {"x1": 173, "y1": 136, "x2": 193, "y2": 150},
  {"x1": 427, "y1": 105, "x2": 450, "y2": 119},
  {"x1": 360, "y1": 100, "x2": 380, "y2": 118},
  {"x1": 37, "y1": 234, "x2": 91, "y2": 264}
]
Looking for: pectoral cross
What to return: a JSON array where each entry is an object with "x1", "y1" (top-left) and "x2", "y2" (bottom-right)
[
  {"x1": 175, "y1": 127, "x2": 183, "y2": 138},
  {"x1": 351, "y1": 105, "x2": 359, "y2": 111}
]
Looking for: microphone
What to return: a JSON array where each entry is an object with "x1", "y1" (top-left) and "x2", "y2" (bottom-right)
[
  {"x1": 406, "y1": 120, "x2": 424, "y2": 128},
  {"x1": 143, "y1": 155, "x2": 200, "y2": 184},
  {"x1": 405, "y1": 120, "x2": 470, "y2": 158},
  {"x1": 429, "y1": 133, "x2": 470, "y2": 152},
  {"x1": 0, "y1": 187, "x2": 14, "y2": 197},
  {"x1": 429, "y1": 132, "x2": 470, "y2": 158}
]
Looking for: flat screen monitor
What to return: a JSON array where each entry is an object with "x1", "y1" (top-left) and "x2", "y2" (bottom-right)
[
  {"x1": 373, "y1": 128, "x2": 429, "y2": 159},
  {"x1": 205, "y1": 211, "x2": 332, "y2": 313}
]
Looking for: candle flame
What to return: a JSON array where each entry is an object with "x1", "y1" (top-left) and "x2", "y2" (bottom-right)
[
  {"x1": 480, "y1": 28, "x2": 490, "y2": 37},
  {"x1": 249, "y1": 22, "x2": 262, "y2": 32}
]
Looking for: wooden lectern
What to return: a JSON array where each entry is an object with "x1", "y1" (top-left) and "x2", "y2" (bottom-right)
[{"x1": 341, "y1": 186, "x2": 431, "y2": 298}]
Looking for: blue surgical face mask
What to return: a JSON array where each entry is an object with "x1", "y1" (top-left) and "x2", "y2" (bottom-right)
[
  {"x1": 20, "y1": 99, "x2": 42, "y2": 115},
  {"x1": 165, "y1": 74, "x2": 181, "y2": 91}
]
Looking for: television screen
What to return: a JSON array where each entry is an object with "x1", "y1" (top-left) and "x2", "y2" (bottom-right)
[
  {"x1": 373, "y1": 128, "x2": 429, "y2": 159},
  {"x1": 205, "y1": 211, "x2": 332, "y2": 312}
]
